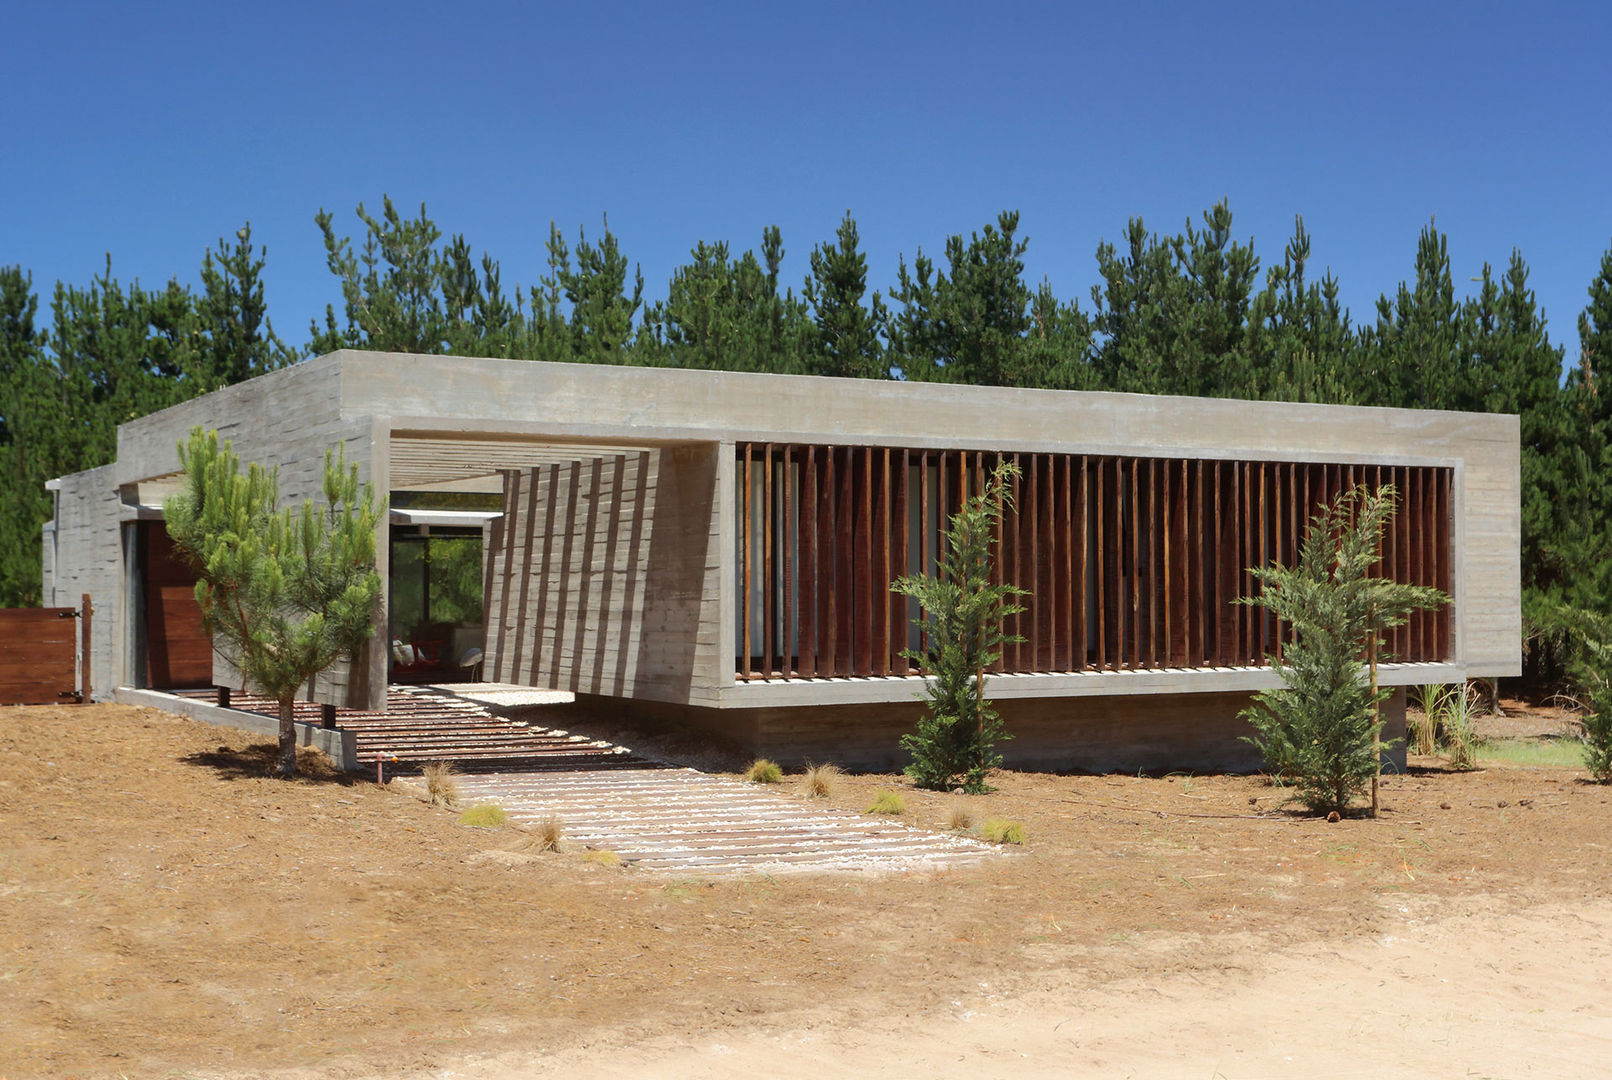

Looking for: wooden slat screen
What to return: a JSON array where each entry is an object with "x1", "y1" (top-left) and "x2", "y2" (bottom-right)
[{"x1": 735, "y1": 445, "x2": 1453, "y2": 679}]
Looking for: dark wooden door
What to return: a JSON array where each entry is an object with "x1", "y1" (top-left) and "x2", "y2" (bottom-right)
[{"x1": 142, "y1": 522, "x2": 212, "y2": 688}]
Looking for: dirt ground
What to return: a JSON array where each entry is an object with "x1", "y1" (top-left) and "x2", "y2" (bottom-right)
[{"x1": 2, "y1": 701, "x2": 1609, "y2": 1079}]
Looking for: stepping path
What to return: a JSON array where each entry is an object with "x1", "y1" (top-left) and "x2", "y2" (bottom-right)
[
  {"x1": 451, "y1": 767, "x2": 991, "y2": 876},
  {"x1": 166, "y1": 684, "x2": 993, "y2": 875}
]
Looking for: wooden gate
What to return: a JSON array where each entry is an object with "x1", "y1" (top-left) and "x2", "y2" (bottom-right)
[{"x1": 0, "y1": 594, "x2": 91, "y2": 705}]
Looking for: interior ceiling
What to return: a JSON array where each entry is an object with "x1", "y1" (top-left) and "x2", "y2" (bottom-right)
[{"x1": 387, "y1": 435, "x2": 653, "y2": 491}]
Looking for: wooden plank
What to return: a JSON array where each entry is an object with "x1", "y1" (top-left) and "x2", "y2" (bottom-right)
[
  {"x1": 1094, "y1": 456, "x2": 1106, "y2": 668},
  {"x1": 1074, "y1": 455, "x2": 1088, "y2": 669},
  {"x1": 1190, "y1": 458, "x2": 1205, "y2": 666},
  {"x1": 1411, "y1": 467, "x2": 1426, "y2": 660},
  {"x1": 1148, "y1": 457, "x2": 1160, "y2": 667},
  {"x1": 1127, "y1": 457, "x2": 1140, "y2": 668},
  {"x1": 800, "y1": 447, "x2": 818, "y2": 677},
  {"x1": 855, "y1": 446, "x2": 874, "y2": 676},
  {"x1": 763, "y1": 443, "x2": 774, "y2": 677},
  {"x1": 891, "y1": 448, "x2": 909, "y2": 674},
  {"x1": 875, "y1": 446, "x2": 891, "y2": 676},
  {"x1": 1444, "y1": 470, "x2": 1457, "y2": 660},
  {"x1": 833, "y1": 446, "x2": 852, "y2": 674},
  {"x1": 918, "y1": 450, "x2": 930, "y2": 661},
  {"x1": 1044, "y1": 451, "x2": 1057, "y2": 673},
  {"x1": 1160, "y1": 458, "x2": 1173, "y2": 666},
  {"x1": 741, "y1": 444, "x2": 753, "y2": 677},
  {"x1": 1179, "y1": 457, "x2": 1192, "y2": 667},
  {"x1": 782, "y1": 446, "x2": 795, "y2": 677},
  {"x1": 1057, "y1": 454, "x2": 1072, "y2": 671}
]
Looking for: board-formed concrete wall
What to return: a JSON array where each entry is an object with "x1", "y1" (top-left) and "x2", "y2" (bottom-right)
[
  {"x1": 113, "y1": 359, "x2": 389, "y2": 709},
  {"x1": 44, "y1": 465, "x2": 122, "y2": 700},
  {"x1": 483, "y1": 443, "x2": 727, "y2": 706}
]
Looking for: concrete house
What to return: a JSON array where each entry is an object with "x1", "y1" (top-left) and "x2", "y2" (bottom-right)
[{"x1": 43, "y1": 350, "x2": 1521, "y2": 771}]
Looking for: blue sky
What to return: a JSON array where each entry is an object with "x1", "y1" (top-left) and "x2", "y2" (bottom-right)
[{"x1": 5, "y1": 1, "x2": 1610, "y2": 361}]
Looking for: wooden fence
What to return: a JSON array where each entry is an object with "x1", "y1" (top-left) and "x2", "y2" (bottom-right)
[{"x1": 0, "y1": 594, "x2": 92, "y2": 705}]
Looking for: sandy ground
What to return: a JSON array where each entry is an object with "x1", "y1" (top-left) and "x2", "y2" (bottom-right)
[
  {"x1": 2, "y1": 702, "x2": 1609, "y2": 1079},
  {"x1": 441, "y1": 898, "x2": 1612, "y2": 1079}
]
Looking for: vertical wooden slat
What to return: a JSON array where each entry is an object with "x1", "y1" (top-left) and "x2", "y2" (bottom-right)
[
  {"x1": 891, "y1": 448, "x2": 909, "y2": 674},
  {"x1": 883, "y1": 448, "x2": 896, "y2": 677},
  {"x1": 799, "y1": 447, "x2": 818, "y2": 677},
  {"x1": 1057, "y1": 455, "x2": 1072, "y2": 671},
  {"x1": 1412, "y1": 467, "x2": 1427, "y2": 660},
  {"x1": 1075, "y1": 455, "x2": 1088, "y2": 669},
  {"x1": 781, "y1": 446, "x2": 794, "y2": 676},
  {"x1": 762, "y1": 444, "x2": 774, "y2": 677},
  {"x1": 1439, "y1": 467, "x2": 1452, "y2": 659},
  {"x1": 1127, "y1": 457, "x2": 1140, "y2": 668},
  {"x1": 1190, "y1": 459, "x2": 1205, "y2": 666},
  {"x1": 1172, "y1": 459, "x2": 1190, "y2": 666},
  {"x1": 837, "y1": 447, "x2": 857, "y2": 675},
  {"x1": 1148, "y1": 457, "x2": 1161, "y2": 667},
  {"x1": 852, "y1": 447, "x2": 871, "y2": 676},
  {"x1": 741, "y1": 444, "x2": 753, "y2": 678},
  {"x1": 918, "y1": 450, "x2": 931, "y2": 661},
  {"x1": 1094, "y1": 456, "x2": 1107, "y2": 668},
  {"x1": 1160, "y1": 458, "x2": 1173, "y2": 666}
]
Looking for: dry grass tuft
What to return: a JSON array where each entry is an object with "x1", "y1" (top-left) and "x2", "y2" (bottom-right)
[
  {"x1": 744, "y1": 758, "x2": 784, "y2": 784},
  {"x1": 946, "y1": 802, "x2": 975, "y2": 831},
  {"x1": 582, "y1": 849, "x2": 621, "y2": 868},
  {"x1": 801, "y1": 762, "x2": 842, "y2": 798},
  {"x1": 421, "y1": 761, "x2": 460, "y2": 807},
  {"x1": 980, "y1": 817, "x2": 1025, "y2": 844},
  {"x1": 459, "y1": 803, "x2": 509, "y2": 828},
  {"x1": 866, "y1": 790, "x2": 906, "y2": 815},
  {"x1": 534, "y1": 814, "x2": 565, "y2": 851}
]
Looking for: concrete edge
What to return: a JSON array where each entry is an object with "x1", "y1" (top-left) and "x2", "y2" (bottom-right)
[{"x1": 113, "y1": 687, "x2": 361, "y2": 771}]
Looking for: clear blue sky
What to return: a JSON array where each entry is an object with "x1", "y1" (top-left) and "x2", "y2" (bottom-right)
[{"x1": 5, "y1": 1, "x2": 1609, "y2": 362}]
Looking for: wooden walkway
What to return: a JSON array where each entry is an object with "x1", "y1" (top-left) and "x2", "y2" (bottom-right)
[
  {"x1": 451, "y1": 768, "x2": 989, "y2": 875},
  {"x1": 167, "y1": 685, "x2": 991, "y2": 876}
]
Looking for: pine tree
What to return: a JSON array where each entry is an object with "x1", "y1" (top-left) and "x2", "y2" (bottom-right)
[
  {"x1": 890, "y1": 462, "x2": 1027, "y2": 792},
  {"x1": 196, "y1": 224, "x2": 296, "y2": 389},
  {"x1": 1241, "y1": 485, "x2": 1446, "y2": 815},
  {"x1": 165, "y1": 428, "x2": 383, "y2": 777},
  {"x1": 802, "y1": 212, "x2": 887, "y2": 379}
]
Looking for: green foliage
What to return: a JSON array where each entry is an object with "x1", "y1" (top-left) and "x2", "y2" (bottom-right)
[
  {"x1": 459, "y1": 803, "x2": 509, "y2": 828},
  {"x1": 866, "y1": 790, "x2": 906, "y2": 815},
  {"x1": 164, "y1": 428, "x2": 383, "y2": 777},
  {"x1": 1568, "y1": 633, "x2": 1612, "y2": 783},
  {"x1": 743, "y1": 758, "x2": 783, "y2": 784},
  {"x1": 980, "y1": 817, "x2": 1025, "y2": 845},
  {"x1": 1415, "y1": 683, "x2": 1480, "y2": 770},
  {"x1": 1240, "y1": 485, "x2": 1447, "y2": 814},
  {"x1": 891, "y1": 462, "x2": 1027, "y2": 793}
]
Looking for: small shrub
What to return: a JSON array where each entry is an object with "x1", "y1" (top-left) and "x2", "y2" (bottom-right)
[
  {"x1": 866, "y1": 790, "x2": 906, "y2": 815},
  {"x1": 980, "y1": 817, "x2": 1025, "y2": 844},
  {"x1": 1571, "y1": 634, "x2": 1612, "y2": 783},
  {"x1": 534, "y1": 814, "x2": 565, "y2": 851},
  {"x1": 1422, "y1": 682, "x2": 1479, "y2": 770},
  {"x1": 459, "y1": 803, "x2": 509, "y2": 828},
  {"x1": 421, "y1": 761, "x2": 460, "y2": 807},
  {"x1": 744, "y1": 758, "x2": 784, "y2": 784},
  {"x1": 583, "y1": 849, "x2": 621, "y2": 868},
  {"x1": 946, "y1": 802, "x2": 974, "y2": 831},
  {"x1": 801, "y1": 762, "x2": 842, "y2": 798},
  {"x1": 1582, "y1": 711, "x2": 1612, "y2": 783},
  {"x1": 1407, "y1": 686, "x2": 1439, "y2": 755}
]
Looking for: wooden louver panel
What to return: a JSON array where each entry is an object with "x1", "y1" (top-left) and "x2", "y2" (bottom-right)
[{"x1": 734, "y1": 445, "x2": 1453, "y2": 679}]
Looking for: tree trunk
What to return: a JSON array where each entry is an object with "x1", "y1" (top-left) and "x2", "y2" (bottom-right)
[
  {"x1": 1369, "y1": 634, "x2": 1380, "y2": 819},
  {"x1": 277, "y1": 695, "x2": 298, "y2": 777}
]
